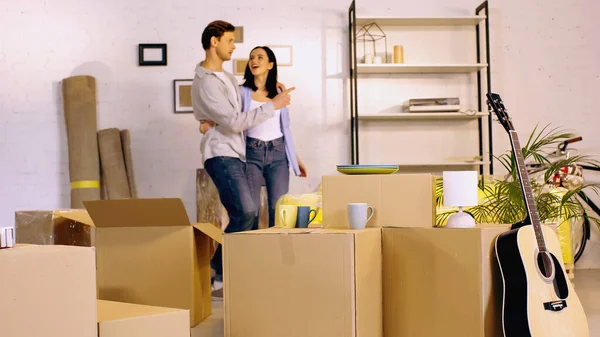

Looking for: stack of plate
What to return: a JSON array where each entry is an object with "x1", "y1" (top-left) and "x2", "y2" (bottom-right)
[{"x1": 336, "y1": 164, "x2": 400, "y2": 175}]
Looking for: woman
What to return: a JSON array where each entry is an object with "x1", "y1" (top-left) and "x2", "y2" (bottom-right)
[{"x1": 200, "y1": 46, "x2": 306, "y2": 228}]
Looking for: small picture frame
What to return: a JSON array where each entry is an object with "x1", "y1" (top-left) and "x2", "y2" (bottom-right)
[
  {"x1": 139, "y1": 43, "x2": 167, "y2": 66},
  {"x1": 268, "y1": 45, "x2": 293, "y2": 66},
  {"x1": 173, "y1": 79, "x2": 193, "y2": 113},
  {"x1": 233, "y1": 59, "x2": 248, "y2": 76},
  {"x1": 234, "y1": 27, "x2": 244, "y2": 43}
]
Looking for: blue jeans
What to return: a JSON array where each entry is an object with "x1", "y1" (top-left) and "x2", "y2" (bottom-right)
[
  {"x1": 205, "y1": 156, "x2": 258, "y2": 277},
  {"x1": 246, "y1": 137, "x2": 290, "y2": 229}
]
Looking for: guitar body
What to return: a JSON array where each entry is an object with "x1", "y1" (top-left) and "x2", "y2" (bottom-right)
[
  {"x1": 487, "y1": 92, "x2": 590, "y2": 336},
  {"x1": 495, "y1": 224, "x2": 589, "y2": 337}
]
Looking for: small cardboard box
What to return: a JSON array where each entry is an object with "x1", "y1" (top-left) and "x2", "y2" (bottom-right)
[
  {"x1": 382, "y1": 225, "x2": 510, "y2": 337},
  {"x1": 79, "y1": 198, "x2": 222, "y2": 327},
  {"x1": 97, "y1": 300, "x2": 190, "y2": 337},
  {"x1": 0, "y1": 244, "x2": 98, "y2": 337},
  {"x1": 322, "y1": 173, "x2": 436, "y2": 228},
  {"x1": 15, "y1": 209, "x2": 95, "y2": 246},
  {"x1": 223, "y1": 228, "x2": 382, "y2": 337}
]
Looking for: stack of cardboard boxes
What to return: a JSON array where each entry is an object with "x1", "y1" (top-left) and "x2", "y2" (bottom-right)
[
  {"x1": 223, "y1": 173, "x2": 510, "y2": 337},
  {"x1": 9, "y1": 172, "x2": 513, "y2": 337},
  {"x1": 10, "y1": 198, "x2": 221, "y2": 337}
]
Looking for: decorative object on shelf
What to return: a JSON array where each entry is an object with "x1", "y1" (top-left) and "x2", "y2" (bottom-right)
[
  {"x1": 173, "y1": 79, "x2": 193, "y2": 113},
  {"x1": 442, "y1": 170, "x2": 478, "y2": 228},
  {"x1": 234, "y1": 26, "x2": 244, "y2": 43},
  {"x1": 393, "y1": 45, "x2": 404, "y2": 63},
  {"x1": 407, "y1": 97, "x2": 461, "y2": 113},
  {"x1": 336, "y1": 164, "x2": 399, "y2": 175},
  {"x1": 138, "y1": 43, "x2": 167, "y2": 66},
  {"x1": 356, "y1": 22, "x2": 388, "y2": 63},
  {"x1": 233, "y1": 59, "x2": 247, "y2": 76},
  {"x1": 267, "y1": 45, "x2": 293, "y2": 66}
]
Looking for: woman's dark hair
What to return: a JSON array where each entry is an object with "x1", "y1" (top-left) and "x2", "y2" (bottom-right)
[{"x1": 242, "y1": 46, "x2": 278, "y2": 99}]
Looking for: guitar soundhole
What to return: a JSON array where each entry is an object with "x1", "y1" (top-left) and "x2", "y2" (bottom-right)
[{"x1": 537, "y1": 252, "x2": 554, "y2": 278}]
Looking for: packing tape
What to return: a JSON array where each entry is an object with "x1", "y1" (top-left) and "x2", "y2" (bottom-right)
[
  {"x1": 278, "y1": 234, "x2": 295, "y2": 265},
  {"x1": 70, "y1": 180, "x2": 100, "y2": 189}
]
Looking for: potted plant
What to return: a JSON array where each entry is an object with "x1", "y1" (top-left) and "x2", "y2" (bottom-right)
[{"x1": 435, "y1": 124, "x2": 600, "y2": 264}]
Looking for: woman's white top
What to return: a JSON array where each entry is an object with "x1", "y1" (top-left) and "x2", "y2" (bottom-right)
[{"x1": 246, "y1": 99, "x2": 283, "y2": 141}]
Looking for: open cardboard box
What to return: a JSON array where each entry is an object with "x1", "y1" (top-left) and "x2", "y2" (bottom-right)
[
  {"x1": 54, "y1": 198, "x2": 222, "y2": 327},
  {"x1": 15, "y1": 209, "x2": 95, "y2": 246}
]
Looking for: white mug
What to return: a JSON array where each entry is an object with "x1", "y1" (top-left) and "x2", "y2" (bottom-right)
[{"x1": 347, "y1": 203, "x2": 374, "y2": 230}]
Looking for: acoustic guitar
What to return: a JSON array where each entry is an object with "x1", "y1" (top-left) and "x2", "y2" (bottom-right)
[{"x1": 486, "y1": 93, "x2": 589, "y2": 337}]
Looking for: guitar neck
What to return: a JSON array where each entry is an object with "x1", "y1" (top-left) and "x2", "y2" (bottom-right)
[{"x1": 508, "y1": 130, "x2": 547, "y2": 252}]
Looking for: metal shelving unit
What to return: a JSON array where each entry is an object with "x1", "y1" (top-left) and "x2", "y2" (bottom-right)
[{"x1": 348, "y1": 0, "x2": 493, "y2": 174}]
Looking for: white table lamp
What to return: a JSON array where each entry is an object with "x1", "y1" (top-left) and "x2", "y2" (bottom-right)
[{"x1": 443, "y1": 171, "x2": 478, "y2": 228}]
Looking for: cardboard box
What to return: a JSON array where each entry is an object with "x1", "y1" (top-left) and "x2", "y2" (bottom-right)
[
  {"x1": 382, "y1": 225, "x2": 510, "y2": 337},
  {"x1": 97, "y1": 300, "x2": 189, "y2": 337},
  {"x1": 223, "y1": 228, "x2": 382, "y2": 337},
  {"x1": 322, "y1": 173, "x2": 436, "y2": 228},
  {"x1": 15, "y1": 209, "x2": 95, "y2": 246},
  {"x1": 0, "y1": 244, "x2": 98, "y2": 337},
  {"x1": 61, "y1": 198, "x2": 222, "y2": 327}
]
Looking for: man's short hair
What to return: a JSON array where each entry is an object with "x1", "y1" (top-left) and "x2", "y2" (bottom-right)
[{"x1": 201, "y1": 20, "x2": 235, "y2": 50}]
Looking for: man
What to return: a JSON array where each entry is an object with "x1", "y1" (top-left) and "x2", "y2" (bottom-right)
[{"x1": 192, "y1": 20, "x2": 294, "y2": 296}]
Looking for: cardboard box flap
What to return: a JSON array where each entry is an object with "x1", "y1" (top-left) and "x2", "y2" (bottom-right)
[
  {"x1": 229, "y1": 228, "x2": 317, "y2": 235},
  {"x1": 83, "y1": 198, "x2": 191, "y2": 228},
  {"x1": 97, "y1": 300, "x2": 187, "y2": 322},
  {"x1": 192, "y1": 223, "x2": 223, "y2": 244},
  {"x1": 53, "y1": 210, "x2": 95, "y2": 227}
]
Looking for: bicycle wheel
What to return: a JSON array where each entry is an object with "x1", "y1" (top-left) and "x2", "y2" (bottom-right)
[
  {"x1": 574, "y1": 190, "x2": 596, "y2": 263},
  {"x1": 572, "y1": 210, "x2": 590, "y2": 263}
]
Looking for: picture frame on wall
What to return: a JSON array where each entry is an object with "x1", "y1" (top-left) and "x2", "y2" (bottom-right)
[
  {"x1": 234, "y1": 27, "x2": 244, "y2": 43},
  {"x1": 173, "y1": 79, "x2": 193, "y2": 113},
  {"x1": 233, "y1": 59, "x2": 248, "y2": 76},
  {"x1": 139, "y1": 43, "x2": 167, "y2": 66},
  {"x1": 268, "y1": 45, "x2": 293, "y2": 66}
]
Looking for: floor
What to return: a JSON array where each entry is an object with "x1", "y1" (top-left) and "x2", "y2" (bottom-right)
[{"x1": 191, "y1": 269, "x2": 600, "y2": 336}]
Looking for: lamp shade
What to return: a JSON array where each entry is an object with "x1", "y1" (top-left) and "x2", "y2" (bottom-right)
[{"x1": 443, "y1": 171, "x2": 478, "y2": 207}]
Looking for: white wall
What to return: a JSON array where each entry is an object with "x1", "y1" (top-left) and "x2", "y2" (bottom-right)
[{"x1": 1, "y1": 0, "x2": 600, "y2": 266}]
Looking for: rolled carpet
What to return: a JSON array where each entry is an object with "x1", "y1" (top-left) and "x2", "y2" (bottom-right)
[
  {"x1": 98, "y1": 128, "x2": 131, "y2": 200},
  {"x1": 62, "y1": 75, "x2": 101, "y2": 208},
  {"x1": 120, "y1": 129, "x2": 138, "y2": 198}
]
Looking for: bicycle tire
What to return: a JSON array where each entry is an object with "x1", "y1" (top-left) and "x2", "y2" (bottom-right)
[
  {"x1": 574, "y1": 210, "x2": 590, "y2": 263},
  {"x1": 574, "y1": 190, "x2": 597, "y2": 263}
]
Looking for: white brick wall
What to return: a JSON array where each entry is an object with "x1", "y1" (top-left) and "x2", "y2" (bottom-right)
[{"x1": 1, "y1": 0, "x2": 600, "y2": 267}]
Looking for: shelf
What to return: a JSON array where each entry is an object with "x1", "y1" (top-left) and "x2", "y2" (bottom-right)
[
  {"x1": 398, "y1": 161, "x2": 490, "y2": 167},
  {"x1": 356, "y1": 16, "x2": 486, "y2": 27},
  {"x1": 357, "y1": 63, "x2": 487, "y2": 74},
  {"x1": 358, "y1": 112, "x2": 488, "y2": 120}
]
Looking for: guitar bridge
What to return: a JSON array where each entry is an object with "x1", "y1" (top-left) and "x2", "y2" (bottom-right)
[{"x1": 544, "y1": 300, "x2": 567, "y2": 311}]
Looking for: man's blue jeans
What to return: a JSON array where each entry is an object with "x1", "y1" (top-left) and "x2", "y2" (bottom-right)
[
  {"x1": 205, "y1": 156, "x2": 258, "y2": 277},
  {"x1": 246, "y1": 136, "x2": 290, "y2": 229}
]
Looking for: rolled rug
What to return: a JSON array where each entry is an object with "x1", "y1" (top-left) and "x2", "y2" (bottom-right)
[
  {"x1": 98, "y1": 128, "x2": 131, "y2": 200},
  {"x1": 62, "y1": 75, "x2": 101, "y2": 208},
  {"x1": 120, "y1": 129, "x2": 138, "y2": 198}
]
